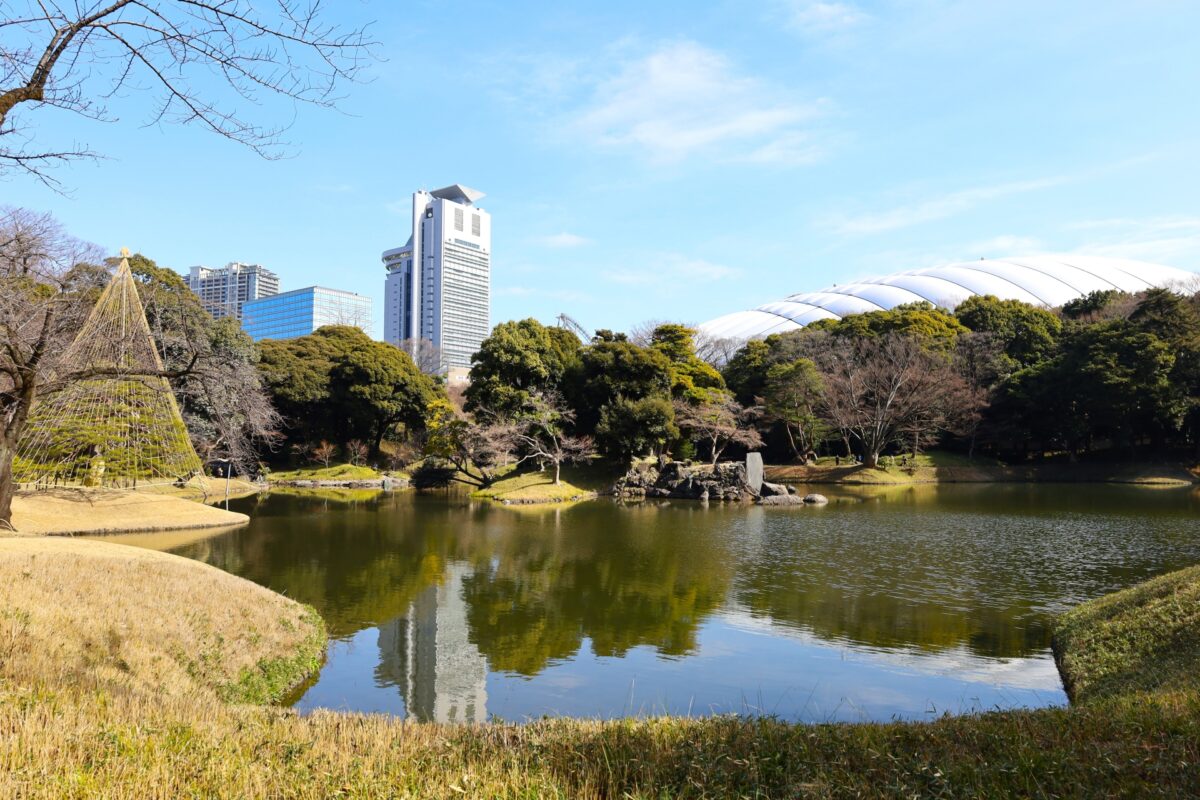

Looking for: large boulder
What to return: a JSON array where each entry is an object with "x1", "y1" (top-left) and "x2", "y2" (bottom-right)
[
  {"x1": 803, "y1": 493, "x2": 829, "y2": 505},
  {"x1": 761, "y1": 494, "x2": 805, "y2": 506},
  {"x1": 760, "y1": 481, "x2": 789, "y2": 497}
]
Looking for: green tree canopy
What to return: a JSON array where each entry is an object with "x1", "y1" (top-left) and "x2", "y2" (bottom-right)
[
  {"x1": 594, "y1": 395, "x2": 678, "y2": 461},
  {"x1": 465, "y1": 318, "x2": 581, "y2": 417},
  {"x1": 954, "y1": 294, "x2": 1062, "y2": 372}
]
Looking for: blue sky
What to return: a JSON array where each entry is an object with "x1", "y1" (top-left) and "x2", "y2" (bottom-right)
[{"x1": 10, "y1": 0, "x2": 1200, "y2": 338}]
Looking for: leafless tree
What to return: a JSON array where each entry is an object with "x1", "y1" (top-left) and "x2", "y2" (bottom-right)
[
  {"x1": 397, "y1": 337, "x2": 444, "y2": 376},
  {"x1": 673, "y1": 394, "x2": 764, "y2": 466},
  {"x1": 510, "y1": 391, "x2": 594, "y2": 485},
  {"x1": 1, "y1": 1, "x2": 374, "y2": 187},
  {"x1": 310, "y1": 440, "x2": 336, "y2": 468},
  {"x1": 817, "y1": 334, "x2": 969, "y2": 467},
  {"x1": 692, "y1": 331, "x2": 744, "y2": 367},
  {"x1": 345, "y1": 439, "x2": 367, "y2": 466},
  {"x1": 0, "y1": 207, "x2": 104, "y2": 525}
]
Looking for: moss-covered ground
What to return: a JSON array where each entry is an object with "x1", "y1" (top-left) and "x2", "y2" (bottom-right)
[{"x1": 472, "y1": 462, "x2": 622, "y2": 504}]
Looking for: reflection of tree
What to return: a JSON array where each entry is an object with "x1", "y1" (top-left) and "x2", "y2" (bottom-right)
[
  {"x1": 462, "y1": 504, "x2": 735, "y2": 675},
  {"x1": 172, "y1": 493, "x2": 482, "y2": 636}
]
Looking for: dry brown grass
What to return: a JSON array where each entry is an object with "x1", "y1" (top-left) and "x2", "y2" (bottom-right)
[
  {"x1": 10, "y1": 488, "x2": 249, "y2": 535},
  {"x1": 0, "y1": 537, "x2": 321, "y2": 703}
]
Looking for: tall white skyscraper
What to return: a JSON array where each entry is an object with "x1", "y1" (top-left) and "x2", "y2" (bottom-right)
[{"x1": 382, "y1": 184, "x2": 491, "y2": 372}]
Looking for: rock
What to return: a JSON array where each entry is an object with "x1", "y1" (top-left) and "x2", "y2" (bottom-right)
[
  {"x1": 786, "y1": 485, "x2": 798, "y2": 495},
  {"x1": 761, "y1": 494, "x2": 805, "y2": 506},
  {"x1": 803, "y1": 493, "x2": 829, "y2": 505},
  {"x1": 745, "y1": 452, "x2": 764, "y2": 493},
  {"x1": 760, "y1": 481, "x2": 789, "y2": 497}
]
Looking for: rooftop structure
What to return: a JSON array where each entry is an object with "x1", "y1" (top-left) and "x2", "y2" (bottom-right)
[
  {"x1": 241, "y1": 285, "x2": 372, "y2": 341},
  {"x1": 383, "y1": 184, "x2": 491, "y2": 372},
  {"x1": 183, "y1": 262, "x2": 279, "y2": 321},
  {"x1": 699, "y1": 255, "x2": 1200, "y2": 342}
]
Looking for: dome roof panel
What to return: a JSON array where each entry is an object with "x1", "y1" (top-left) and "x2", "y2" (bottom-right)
[{"x1": 697, "y1": 254, "x2": 1199, "y2": 345}]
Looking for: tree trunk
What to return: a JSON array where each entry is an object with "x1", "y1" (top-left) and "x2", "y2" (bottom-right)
[
  {"x1": 0, "y1": 438, "x2": 16, "y2": 530},
  {"x1": 863, "y1": 450, "x2": 880, "y2": 468},
  {"x1": 554, "y1": 460, "x2": 561, "y2": 485}
]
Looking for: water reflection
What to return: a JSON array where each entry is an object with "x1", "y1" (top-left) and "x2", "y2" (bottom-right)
[{"x1": 155, "y1": 484, "x2": 1200, "y2": 722}]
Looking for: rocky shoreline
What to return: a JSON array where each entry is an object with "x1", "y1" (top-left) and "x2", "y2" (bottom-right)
[{"x1": 612, "y1": 457, "x2": 827, "y2": 505}]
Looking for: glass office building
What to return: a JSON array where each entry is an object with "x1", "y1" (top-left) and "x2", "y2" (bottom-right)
[{"x1": 242, "y1": 286, "x2": 373, "y2": 341}]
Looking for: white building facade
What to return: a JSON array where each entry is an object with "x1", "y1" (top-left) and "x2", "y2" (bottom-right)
[
  {"x1": 183, "y1": 262, "x2": 279, "y2": 321},
  {"x1": 383, "y1": 184, "x2": 491, "y2": 372}
]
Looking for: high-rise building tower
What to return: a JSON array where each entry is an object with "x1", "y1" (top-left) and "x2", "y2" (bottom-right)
[
  {"x1": 183, "y1": 262, "x2": 279, "y2": 321},
  {"x1": 382, "y1": 185, "x2": 491, "y2": 373}
]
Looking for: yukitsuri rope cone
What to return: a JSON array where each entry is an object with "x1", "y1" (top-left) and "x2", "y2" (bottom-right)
[{"x1": 13, "y1": 250, "x2": 202, "y2": 489}]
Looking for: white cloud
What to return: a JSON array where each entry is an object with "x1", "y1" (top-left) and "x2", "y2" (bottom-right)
[
  {"x1": 531, "y1": 232, "x2": 593, "y2": 248},
  {"x1": 608, "y1": 253, "x2": 741, "y2": 286},
  {"x1": 1069, "y1": 216, "x2": 1200, "y2": 266},
  {"x1": 965, "y1": 234, "x2": 1044, "y2": 256},
  {"x1": 824, "y1": 177, "x2": 1066, "y2": 235},
  {"x1": 569, "y1": 41, "x2": 826, "y2": 165},
  {"x1": 781, "y1": 1, "x2": 869, "y2": 34}
]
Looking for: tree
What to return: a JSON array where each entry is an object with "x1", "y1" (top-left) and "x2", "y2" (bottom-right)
[
  {"x1": 673, "y1": 395, "x2": 764, "y2": 466},
  {"x1": 954, "y1": 295, "x2": 1061, "y2": 372},
  {"x1": 509, "y1": 392, "x2": 595, "y2": 485},
  {"x1": 345, "y1": 440, "x2": 368, "y2": 467},
  {"x1": 594, "y1": 396, "x2": 678, "y2": 462},
  {"x1": 396, "y1": 338, "x2": 444, "y2": 376},
  {"x1": 329, "y1": 338, "x2": 438, "y2": 456},
  {"x1": 0, "y1": 1, "x2": 372, "y2": 187},
  {"x1": 722, "y1": 339, "x2": 772, "y2": 406},
  {"x1": 259, "y1": 326, "x2": 436, "y2": 456},
  {"x1": 421, "y1": 397, "x2": 515, "y2": 489},
  {"x1": 465, "y1": 318, "x2": 580, "y2": 417},
  {"x1": 571, "y1": 339, "x2": 673, "y2": 433},
  {"x1": 817, "y1": 335, "x2": 969, "y2": 467},
  {"x1": 809, "y1": 302, "x2": 968, "y2": 352},
  {"x1": 311, "y1": 440, "x2": 336, "y2": 468},
  {"x1": 649, "y1": 323, "x2": 725, "y2": 402},
  {"x1": 762, "y1": 359, "x2": 827, "y2": 460}
]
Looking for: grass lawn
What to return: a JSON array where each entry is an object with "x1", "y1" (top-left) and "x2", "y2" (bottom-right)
[
  {"x1": 472, "y1": 462, "x2": 621, "y2": 504},
  {"x1": 266, "y1": 463, "x2": 387, "y2": 482}
]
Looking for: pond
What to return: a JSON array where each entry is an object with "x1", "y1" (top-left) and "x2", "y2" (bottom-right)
[{"x1": 136, "y1": 484, "x2": 1200, "y2": 724}]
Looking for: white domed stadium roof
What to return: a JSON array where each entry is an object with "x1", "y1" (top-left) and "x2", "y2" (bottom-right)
[{"x1": 698, "y1": 255, "x2": 1199, "y2": 342}]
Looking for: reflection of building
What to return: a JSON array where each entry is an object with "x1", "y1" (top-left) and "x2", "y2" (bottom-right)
[
  {"x1": 184, "y1": 262, "x2": 279, "y2": 321},
  {"x1": 382, "y1": 184, "x2": 491, "y2": 372},
  {"x1": 241, "y1": 286, "x2": 372, "y2": 341},
  {"x1": 376, "y1": 563, "x2": 488, "y2": 723}
]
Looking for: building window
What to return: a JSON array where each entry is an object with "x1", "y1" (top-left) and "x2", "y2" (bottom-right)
[
  {"x1": 454, "y1": 207, "x2": 464, "y2": 232},
  {"x1": 472, "y1": 214, "x2": 481, "y2": 236}
]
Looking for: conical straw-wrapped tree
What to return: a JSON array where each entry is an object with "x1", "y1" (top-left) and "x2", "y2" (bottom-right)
[{"x1": 14, "y1": 250, "x2": 202, "y2": 488}]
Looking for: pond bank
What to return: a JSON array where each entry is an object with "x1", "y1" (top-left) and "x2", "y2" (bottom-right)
[
  {"x1": 0, "y1": 520, "x2": 1196, "y2": 796},
  {"x1": 8, "y1": 487, "x2": 249, "y2": 535},
  {"x1": 767, "y1": 457, "x2": 1200, "y2": 487}
]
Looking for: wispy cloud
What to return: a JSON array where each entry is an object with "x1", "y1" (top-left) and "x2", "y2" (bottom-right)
[
  {"x1": 780, "y1": 1, "x2": 869, "y2": 34},
  {"x1": 568, "y1": 41, "x2": 827, "y2": 166},
  {"x1": 1069, "y1": 216, "x2": 1200, "y2": 266},
  {"x1": 824, "y1": 177, "x2": 1067, "y2": 235},
  {"x1": 608, "y1": 253, "x2": 741, "y2": 286},
  {"x1": 531, "y1": 232, "x2": 593, "y2": 248}
]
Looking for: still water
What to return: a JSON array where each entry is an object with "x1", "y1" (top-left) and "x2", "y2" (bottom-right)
[{"x1": 147, "y1": 484, "x2": 1200, "y2": 724}]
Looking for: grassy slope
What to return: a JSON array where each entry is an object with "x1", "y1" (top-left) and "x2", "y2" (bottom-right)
[
  {"x1": 1054, "y1": 564, "x2": 1200, "y2": 704},
  {"x1": 472, "y1": 463, "x2": 621, "y2": 503},
  {"x1": 10, "y1": 488, "x2": 249, "y2": 535},
  {"x1": 0, "y1": 537, "x2": 324, "y2": 704},
  {"x1": 767, "y1": 451, "x2": 1198, "y2": 486}
]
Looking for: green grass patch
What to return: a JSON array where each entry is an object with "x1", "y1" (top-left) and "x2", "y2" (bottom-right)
[
  {"x1": 472, "y1": 462, "x2": 621, "y2": 504},
  {"x1": 215, "y1": 607, "x2": 325, "y2": 705},
  {"x1": 1054, "y1": 564, "x2": 1200, "y2": 704},
  {"x1": 266, "y1": 463, "x2": 383, "y2": 482}
]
